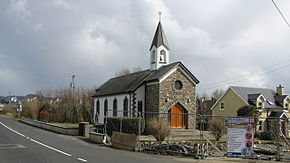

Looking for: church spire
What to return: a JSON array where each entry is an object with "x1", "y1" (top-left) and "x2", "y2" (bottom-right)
[
  {"x1": 149, "y1": 12, "x2": 170, "y2": 70},
  {"x1": 149, "y1": 12, "x2": 169, "y2": 50}
]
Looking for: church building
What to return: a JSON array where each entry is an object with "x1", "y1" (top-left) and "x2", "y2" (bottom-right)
[{"x1": 92, "y1": 20, "x2": 199, "y2": 129}]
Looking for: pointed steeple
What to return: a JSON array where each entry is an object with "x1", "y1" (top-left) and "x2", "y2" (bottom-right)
[
  {"x1": 149, "y1": 22, "x2": 170, "y2": 50},
  {"x1": 149, "y1": 13, "x2": 170, "y2": 71}
]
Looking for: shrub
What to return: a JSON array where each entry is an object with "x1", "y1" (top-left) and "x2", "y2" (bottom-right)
[
  {"x1": 147, "y1": 117, "x2": 170, "y2": 142},
  {"x1": 256, "y1": 131, "x2": 273, "y2": 140},
  {"x1": 237, "y1": 105, "x2": 260, "y2": 117},
  {"x1": 106, "y1": 117, "x2": 145, "y2": 136},
  {"x1": 208, "y1": 118, "x2": 226, "y2": 141},
  {"x1": 1, "y1": 105, "x2": 17, "y2": 117},
  {"x1": 39, "y1": 111, "x2": 50, "y2": 122}
]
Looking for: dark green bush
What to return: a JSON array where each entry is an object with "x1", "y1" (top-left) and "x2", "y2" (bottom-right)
[
  {"x1": 256, "y1": 131, "x2": 273, "y2": 140},
  {"x1": 106, "y1": 117, "x2": 145, "y2": 136}
]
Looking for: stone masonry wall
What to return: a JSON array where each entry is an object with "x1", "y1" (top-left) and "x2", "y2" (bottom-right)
[
  {"x1": 145, "y1": 83, "x2": 160, "y2": 133},
  {"x1": 145, "y1": 83, "x2": 159, "y2": 113},
  {"x1": 159, "y1": 68, "x2": 197, "y2": 129}
]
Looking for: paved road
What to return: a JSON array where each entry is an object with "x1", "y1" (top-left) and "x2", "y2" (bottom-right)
[
  {"x1": 1, "y1": 116, "x2": 276, "y2": 163},
  {"x1": 0, "y1": 115, "x2": 199, "y2": 163}
]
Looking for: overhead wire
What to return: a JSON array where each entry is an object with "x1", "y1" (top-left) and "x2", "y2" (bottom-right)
[
  {"x1": 198, "y1": 59, "x2": 290, "y2": 88},
  {"x1": 196, "y1": 0, "x2": 290, "y2": 92},
  {"x1": 196, "y1": 61, "x2": 290, "y2": 92},
  {"x1": 271, "y1": 0, "x2": 290, "y2": 28}
]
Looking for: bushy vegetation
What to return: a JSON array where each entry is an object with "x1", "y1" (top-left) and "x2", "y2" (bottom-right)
[
  {"x1": 208, "y1": 118, "x2": 226, "y2": 141},
  {"x1": 1, "y1": 105, "x2": 18, "y2": 119},
  {"x1": 147, "y1": 117, "x2": 170, "y2": 142},
  {"x1": 22, "y1": 88, "x2": 94, "y2": 123},
  {"x1": 255, "y1": 131, "x2": 274, "y2": 140},
  {"x1": 106, "y1": 117, "x2": 145, "y2": 136},
  {"x1": 237, "y1": 105, "x2": 260, "y2": 117}
]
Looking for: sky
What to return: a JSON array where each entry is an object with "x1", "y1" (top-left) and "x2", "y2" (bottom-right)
[{"x1": 0, "y1": 0, "x2": 289, "y2": 96}]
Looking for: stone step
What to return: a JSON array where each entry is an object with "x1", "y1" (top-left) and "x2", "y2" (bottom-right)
[{"x1": 170, "y1": 128, "x2": 198, "y2": 136}]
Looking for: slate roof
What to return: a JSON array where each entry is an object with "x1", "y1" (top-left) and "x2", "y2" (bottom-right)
[
  {"x1": 248, "y1": 93, "x2": 262, "y2": 101},
  {"x1": 230, "y1": 86, "x2": 285, "y2": 109},
  {"x1": 274, "y1": 95, "x2": 288, "y2": 103},
  {"x1": 93, "y1": 62, "x2": 199, "y2": 97},
  {"x1": 150, "y1": 22, "x2": 170, "y2": 50},
  {"x1": 268, "y1": 111, "x2": 287, "y2": 118}
]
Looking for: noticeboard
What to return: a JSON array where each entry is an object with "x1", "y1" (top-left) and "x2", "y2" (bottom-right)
[{"x1": 227, "y1": 117, "x2": 254, "y2": 157}]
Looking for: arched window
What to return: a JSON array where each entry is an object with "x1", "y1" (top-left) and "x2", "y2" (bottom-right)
[
  {"x1": 113, "y1": 98, "x2": 118, "y2": 117},
  {"x1": 104, "y1": 99, "x2": 108, "y2": 117},
  {"x1": 159, "y1": 50, "x2": 166, "y2": 63},
  {"x1": 138, "y1": 101, "x2": 143, "y2": 117},
  {"x1": 123, "y1": 97, "x2": 128, "y2": 117},
  {"x1": 96, "y1": 100, "x2": 100, "y2": 116}
]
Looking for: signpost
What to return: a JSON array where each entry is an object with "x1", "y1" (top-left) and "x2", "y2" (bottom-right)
[{"x1": 227, "y1": 117, "x2": 254, "y2": 158}]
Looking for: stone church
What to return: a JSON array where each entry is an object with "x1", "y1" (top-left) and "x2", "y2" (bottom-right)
[{"x1": 92, "y1": 20, "x2": 199, "y2": 129}]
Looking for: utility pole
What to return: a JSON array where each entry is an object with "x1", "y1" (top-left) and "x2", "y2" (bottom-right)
[
  {"x1": 70, "y1": 75, "x2": 76, "y2": 99},
  {"x1": 8, "y1": 92, "x2": 11, "y2": 104},
  {"x1": 70, "y1": 75, "x2": 76, "y2": 118}
]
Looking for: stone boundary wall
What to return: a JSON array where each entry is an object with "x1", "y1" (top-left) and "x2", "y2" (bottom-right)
[
  {"x1": 111, "y1": 131, "x2": 137, "y2": 150},
  {"x1": 89, "y1": 132, "x2": 106, "y2": 144},
  {"x1": 20, "y1": 118, "x2": 79, "y2": 136}
]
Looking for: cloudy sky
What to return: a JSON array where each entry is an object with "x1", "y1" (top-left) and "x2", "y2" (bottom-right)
[{"x1": 0, "y1": 0, "x2": 289, "y2": 96}]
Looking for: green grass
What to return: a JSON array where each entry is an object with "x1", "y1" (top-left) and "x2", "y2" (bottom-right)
[
  {"x1": 48, "y1": 123, "x2": 79, "y2": 127},
  {"x1": 0, "y1": 113, "x2": 21, "y2": 120},
  {"x1": 48, "y1": 122, "x2": 93, "y2": 127}
]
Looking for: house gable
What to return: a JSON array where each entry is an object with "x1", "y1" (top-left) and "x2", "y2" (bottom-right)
[{"x1": 211, "y1": 87, "x2": 248, "y2": 116}]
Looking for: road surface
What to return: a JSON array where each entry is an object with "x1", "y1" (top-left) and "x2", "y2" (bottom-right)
[{"x1": 0, "y1": 115, "x2": 196, "y2": 163}]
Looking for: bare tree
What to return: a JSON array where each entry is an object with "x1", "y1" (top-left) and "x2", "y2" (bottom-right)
[
  {"x1": 115, "y1": 67, "x2": 131, "y2": 77},
  {"x1": 115, "y1": 66, "x2": 142, "y2": 77},
  {"x1": 23, "y1": 87, "x2": 95, "y2": 123},
  {"x1": 132, "y1": 66, "x2": 142, "y2": 72},
  {"x1": 211, "y1": 89, "x2": 224, "y2": 100}
]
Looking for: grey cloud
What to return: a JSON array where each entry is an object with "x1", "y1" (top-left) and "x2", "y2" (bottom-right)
[{"x1": 0, "y1": 0, "x2": 289, "y2": 96}]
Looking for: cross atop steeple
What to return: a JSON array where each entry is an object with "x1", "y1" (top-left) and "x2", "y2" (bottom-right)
[{"x1": 158, "y1": 11, "x2": 162, "y2": 22}]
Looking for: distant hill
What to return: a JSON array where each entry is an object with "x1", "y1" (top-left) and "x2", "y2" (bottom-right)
[
  {"x1": 25, "y1": 94, "x2": 37, "y2": 99},
  {"x1": 0, "y1": 94, "x2": 37, "y2": 103}
]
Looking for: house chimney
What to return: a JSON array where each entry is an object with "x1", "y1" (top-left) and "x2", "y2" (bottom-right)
[{"x1": 276, "y1": 85, "x2": 285, "y2": 96}]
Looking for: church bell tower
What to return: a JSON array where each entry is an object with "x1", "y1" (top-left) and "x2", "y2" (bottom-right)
[{"x1": 149, "y1": 12, "x2": 170, "y2": 70}]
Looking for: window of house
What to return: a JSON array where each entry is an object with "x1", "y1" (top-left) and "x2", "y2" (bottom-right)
[
  {"x1": 258, "y1": 102, "x2": 263, "y2": 107},
  {"x1": 104, "y1": 99, "x2": 108, "y2": 117},
  {"x1": 138, "y1": 101, "x2": 143, "y2": 117},
  {"x1": 285, "y1": 103, "x2": 289, "y2": 109},
  {"x1": 123, "y1": 97, "x2": 128, "y2": 117},
  {"x1": 159, "y1": 50, "x2": 166, "y2": 63},
  {"x1": 113, "y1": 98, "x2": 117, "y2": 117},
  {"x1": 96, "y1": 100, "x2": 100, "y2": 116},
  {"x1": 220, "y1": 103, "x2": 224, "y2": 110}
]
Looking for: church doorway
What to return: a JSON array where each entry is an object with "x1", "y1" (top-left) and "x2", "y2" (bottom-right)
[{"x1": 169, "y1": 103, "x2": 187, "y2": 128}]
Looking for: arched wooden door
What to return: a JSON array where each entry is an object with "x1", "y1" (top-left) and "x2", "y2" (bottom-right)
[{"x1": 170, "y1": 104, "x2": 185, "y2": 128}]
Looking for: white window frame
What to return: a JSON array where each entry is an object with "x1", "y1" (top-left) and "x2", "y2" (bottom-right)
[{"x1": 220, "y1": 102, "x2": 224, "y2": 110}]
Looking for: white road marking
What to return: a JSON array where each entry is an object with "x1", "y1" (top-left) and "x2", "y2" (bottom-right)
[
  {"x1": 77, "y1": 158, "x2": 88, "y2": 162},
  {"x1": 0, "y1": 122, "x2": 25, "y2": 137},
  {"x1": 0, "y1": 121, "x2": 72, "y2": 157},
  {"x1": 30, "y1": 138, "x2": 72, "y2": 157}
]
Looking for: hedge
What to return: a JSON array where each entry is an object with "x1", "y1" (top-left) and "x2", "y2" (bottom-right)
[
  {"x1": 255, "y1": 131, "x2": 274, "y2": 140},
  {"x1": 106, "y1": 117, "x2": 145, "y2": 136}
]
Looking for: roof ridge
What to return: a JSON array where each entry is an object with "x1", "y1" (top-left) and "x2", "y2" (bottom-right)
[
  {"x1": 111, "y1": 69, "x2": 150, "y2": 79},
  {"x1": 230, "y1": 85, "x2": 274, "y2": 90}
]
